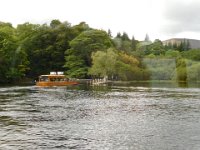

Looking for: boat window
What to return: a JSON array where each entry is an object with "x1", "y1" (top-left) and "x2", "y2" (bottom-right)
[
  {"x1": 40, "y1": 76, "x2": 48, "y2": 82},
  {"x1": 39, "y1": 76, "x2": 69, "y2": 82},
  {"x1": 50, "y1": 78, "x2": 55, "y2": 82}
]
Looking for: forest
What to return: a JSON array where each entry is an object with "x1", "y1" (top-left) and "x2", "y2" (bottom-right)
[{"x1": 0, "y1": 20, "x2": 200, "y2": 84}]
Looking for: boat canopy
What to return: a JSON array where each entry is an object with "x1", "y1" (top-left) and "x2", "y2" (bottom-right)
[
  {"x1": 39, "y1": 74, "x2": 68, "y2": 82},
  {"x1": 50, "y1": 71, "x2": 64, "y2": 75}
]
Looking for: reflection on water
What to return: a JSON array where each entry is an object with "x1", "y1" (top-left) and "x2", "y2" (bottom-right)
[{"x1": 0, "y1": 83, "x2": 200, "y2": 149}]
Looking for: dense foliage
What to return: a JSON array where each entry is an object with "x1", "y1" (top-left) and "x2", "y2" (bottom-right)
[
  {"x1": 0, "y1": 20, "x2": 200, "y2": 83},
  {"x1": 0, "y1": 22, "x2": 29, "y2": 83},
  {"x1": 64, "y1": 29, "x2": 113, "y2": 78}
]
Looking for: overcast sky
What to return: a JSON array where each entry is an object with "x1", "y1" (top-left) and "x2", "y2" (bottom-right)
[{"x1": 0, "y1": 0, "x2": 200, "y2": 41}]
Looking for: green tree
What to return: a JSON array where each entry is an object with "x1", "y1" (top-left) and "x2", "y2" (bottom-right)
[
  {"x1": 89, "y1": 49, "x2": 142, "y2": 81},
  {"x1": 50, "y1": 19, "x2": 62, "y2": 28},
  {"x1": 145, "y1": 39, "x2": 165, "y2": 56},
  {"x1": 0, "y1": 22, "x2": 29, "y2": 83},
  {"x1": 16, "y1": 22, "x2": 40, "y2": 43},
  {"x1": 71, "y1": 22, "x2": 90, "y2": 37},
  {"x1": 176, "y1": 58, "x2": 187, "y2": 82},
  {"x1": 89, "y1": 48, "x2": 118, "y2": 78},
  {"x1": 181, "y1": 49, "x2": 200, "y2": 61},
  {"x1": 19, "y1": 21, "x2": 78, "y2": 78},
  {"x1": 113, "y1": 37, "x2": 122, "y2": 50},
  {"x1": 107, "y1": 29, "x2": 112, "y2": 37},
  {"x1": 186, "y1": 40, "x2": 191, "y2": 50},
  {"x1": 113, "y1": 32, "x2": 133, "y2": 53},
  {"x1": 121, "y1": 32, "x2": 130, "y2": 41},
  {"x1": 116, "y1": 52, "x2": 141, "y2": 80},
  {"x1": 64, "y1": 29, "x2": 113, "y2": 78},
  {"x1": 186, "y1": 61, "x2": 200, "y2": 81},
  {"x1": 165, "y1": 50, "x2": 180, "y2": 58},
  {"x1": 131, "y1": 36, "x2": 137, "y2": 51},
  {"x1": 116, "y1": 32, "x2": 121, "y2": 38}
]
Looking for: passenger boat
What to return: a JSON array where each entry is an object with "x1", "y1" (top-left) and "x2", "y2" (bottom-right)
[{"x1": 36, "y1": 72, "x2": 78, "y2": 86}]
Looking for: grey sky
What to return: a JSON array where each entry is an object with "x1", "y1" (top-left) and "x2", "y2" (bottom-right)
[
  {"x1": 0, "y1": 0, "x2": 200, "y2": 41},
  {"x1": 162, "y1": 0, "x2": 200, "y2": 36}
]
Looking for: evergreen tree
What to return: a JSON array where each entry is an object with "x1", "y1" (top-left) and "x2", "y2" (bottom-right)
[
  {"x1": 168, "y1": 42, "x2": 173, "y2": 49},
  {"x1": 186, "y1": 40, "x2": 191, "y2": 50},
  {"x1": 183, "y1": 39, "x2": 187, "y2": 51},
  {"x1": 173, "y1": 42, "x2": 178, "y2": 50},
  {"x1": 107, "y1": 29, "x2": 112, "y2": 37},
  {"x1": 179, "y1": 41, "x2": 184, "y2": 51},
  {"x1": 131, "y1": 36, "x2": 137, "y2": 51},
  {"x1": 116, "y1": 32, "x2": 121, "y2": 38},
  {"x1": 144, "y1": 33, "x2": 150, "y2": 42},
  {"x1": 121, "y1": 32, "x2": 130, "y2": 41}
]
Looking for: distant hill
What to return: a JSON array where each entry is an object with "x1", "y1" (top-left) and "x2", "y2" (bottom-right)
[{"x1": 162, "y1": 38, "x2": 200, "y2": 49}]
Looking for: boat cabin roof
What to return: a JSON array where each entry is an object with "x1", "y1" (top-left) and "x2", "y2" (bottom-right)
[{"x1": 39, "y1": 75, "x2": 66, "y2": 78}]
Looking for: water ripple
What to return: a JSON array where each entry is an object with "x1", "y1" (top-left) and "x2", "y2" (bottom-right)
[{"x1": 0, "y1": 84, "x2": 200, "y2": 149}]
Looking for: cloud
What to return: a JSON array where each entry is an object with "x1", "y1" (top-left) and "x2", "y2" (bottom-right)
[{"x1": 161, "y1": 0, "x2": 200, "y2": 35}]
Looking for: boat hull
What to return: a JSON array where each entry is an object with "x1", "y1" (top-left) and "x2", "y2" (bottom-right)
[{"x1": 36, "y1": 81, "x2": 78, "y2": 86}]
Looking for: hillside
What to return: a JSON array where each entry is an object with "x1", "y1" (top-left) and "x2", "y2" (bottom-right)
[{"x1": 162, "y1": 38, "x2": 200, "y2": 49}]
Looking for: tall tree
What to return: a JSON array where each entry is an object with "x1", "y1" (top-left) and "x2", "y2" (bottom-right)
[
  {"x1": 186, "y1": 40, "x2": 191, "y2": 50},
  {"x1": 121, "y1": 32, "x2": 130, "y2": 41},
  {"x1": 64, "y1": 29, "x2": 113, "y2": 78},
  {"x1": 89, "y1": 48, "x2": 142, "y2": 80},
  {"x1": 176, "y1": 58, "x2": 187, "y2": 82},
  {"x1": 113, "y1": 32, "x2": 133, "y2": 53},
  {"x1": 131, "y1": 36, "x2": 137, "y2": 51},
  {"x1": 50, "y1": 19, "x2": 62, "y2": 28},
  {"x1": 144, "y1": 33, "x2": 150, "y2": 42},
  {"x1": 116, "y1": 32, "x2": 121, "y2": 38},
  {"x1": 107, "y1": 29, "x2": 112, "y2": 37},
  {"x1": 19, "y1": 21, "x2": 77, "y2": 78},
  {"x1": 72, "y1": 22, "x2": 90, "y2": 37},
  {"x1": 89, "y1": 48, "x2": 118, "y2": 78},
  {"x1": 0, "y1": 22, "x2": 29, "y2": 83}
]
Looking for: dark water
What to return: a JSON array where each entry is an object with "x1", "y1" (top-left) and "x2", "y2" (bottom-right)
[{"x1": 0, "y1": 83, "x2": 200, "y2": 150}]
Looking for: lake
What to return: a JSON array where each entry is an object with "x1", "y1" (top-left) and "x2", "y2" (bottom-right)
[{"x1": 0, "y1": 83, "x2": 200, "y2": 150}]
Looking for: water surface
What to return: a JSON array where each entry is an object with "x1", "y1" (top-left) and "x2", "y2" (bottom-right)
[{"x1": 0, "y1": 84, "x2": 200, "y2": 149}]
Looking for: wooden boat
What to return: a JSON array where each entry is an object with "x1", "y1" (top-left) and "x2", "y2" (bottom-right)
[{"x1": 36, "y1": 72, "x2": 78, "y2": 86}]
